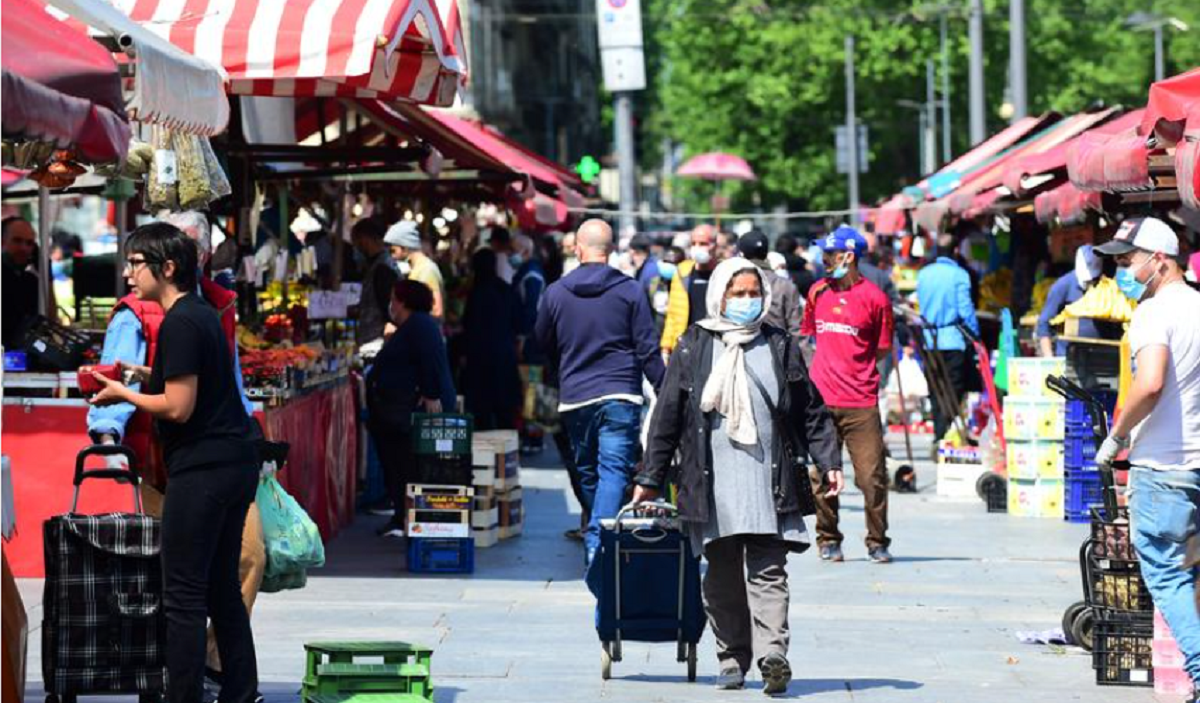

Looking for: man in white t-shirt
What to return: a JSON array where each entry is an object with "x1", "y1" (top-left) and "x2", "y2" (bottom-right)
[{"x1": 1096, "y1": 216, "x2": 1200, "y2": 698}]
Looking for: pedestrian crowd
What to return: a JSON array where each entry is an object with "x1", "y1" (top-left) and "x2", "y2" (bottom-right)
[{"x1": 69, "y1": 205, "x2": 1200, "y2": 701}]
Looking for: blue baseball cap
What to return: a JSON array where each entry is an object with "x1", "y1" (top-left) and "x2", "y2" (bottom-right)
[{"x1": 818, "y1": 226, "x2": 869, "y2": 253}]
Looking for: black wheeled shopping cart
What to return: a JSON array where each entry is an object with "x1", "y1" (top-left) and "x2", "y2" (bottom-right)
[
  {"x1": 42, "y1": 445, "x2": 166, "y2": 703},
  {"x1": 595, "y1": 501, "x2": 705, "y2": 681}
]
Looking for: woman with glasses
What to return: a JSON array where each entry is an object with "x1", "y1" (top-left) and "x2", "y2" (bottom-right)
[{"x1": 91, "y1": 222, "x2": 259, "y2": 703}]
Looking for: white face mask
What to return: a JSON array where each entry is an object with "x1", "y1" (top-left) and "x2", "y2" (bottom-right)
[
  {"x1": 397, "y1": 260, "x2": 412, "y2": 276},
  {"x1": 690, "y1": 245, "x2": 712, "y2": 266}
]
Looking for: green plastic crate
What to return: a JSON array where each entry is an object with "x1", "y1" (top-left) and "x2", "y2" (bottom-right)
[
  {"x1": 411, "y1": 414, "x2": 473, "y2": 456},
  {"x1": 303, "y1": 642, "x2": 435, "y2": 701}
]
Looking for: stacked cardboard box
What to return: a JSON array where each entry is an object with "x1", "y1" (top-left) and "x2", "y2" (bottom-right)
[
  {"x1": 1003, "y1": 358, "x2": 1066, "y2": 519},
  {"x1": 471, "y1": 430, "x2": 524, "y2": 547}
]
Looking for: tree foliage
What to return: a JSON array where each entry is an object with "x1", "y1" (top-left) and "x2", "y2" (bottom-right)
[{"x1": 640, "y1": 0, "x2": 1200, "y2": 214}]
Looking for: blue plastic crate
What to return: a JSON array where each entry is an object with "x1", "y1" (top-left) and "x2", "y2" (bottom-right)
[
  {"x1": 1065, "y1": 393, "x2": 1119, "y2": 425},
  {"x1": 1064, "y1": 436, "x2": 1098, "y2": 469},
  {"x1": 1065, "y1": 421, "x2": 1096, "y2": 440},
  {"x1": 1065, "y1": 471, "x2": 1104, "y2": 520},
  {"x1": 406, "y1": 537, "x2": 475, "y2": 574}
]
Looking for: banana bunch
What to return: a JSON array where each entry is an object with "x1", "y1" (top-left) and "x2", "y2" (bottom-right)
[
  {"x1": 237, "y1": 325, "x2": 273, "y2": 351},
  {"x1": 1050, "y1": 277, "x2": 1136, "y2": 324},
  {"x1": 1030, "y1": 277, "x2": 1055, "y2": 314},
  {"x1": 978, "y1": 269, "x2": 1013, "y2": 314}
]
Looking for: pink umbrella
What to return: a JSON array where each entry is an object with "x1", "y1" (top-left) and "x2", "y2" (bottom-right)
[
  {"x1": 676, "y1": 152, "x2": 757, "y2": 181},
  {"x1": 676, "y1": 152, "x2": 755, "y2": 226}
]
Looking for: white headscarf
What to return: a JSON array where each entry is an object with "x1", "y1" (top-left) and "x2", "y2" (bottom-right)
[{"x1": 696, "y1": 257, "x2": 773, "y2": 446}]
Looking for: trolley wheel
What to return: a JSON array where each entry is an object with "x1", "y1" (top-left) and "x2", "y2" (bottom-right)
[
  {"x1": 686, "y1": 643, "x2": 697, "y2": 682},
  {"x1": 1061, "y1": 601, "x2": 1089, "y2": 645},
  {"x1": 893, "y1": 465, "x2": 917, "y2": 493},
  {"x1": 601, "y1": 642, "x2": 612, "y2": 680},
  {"x1": 1071, "y1": 607, "x2": 1096, "y2": 653}
]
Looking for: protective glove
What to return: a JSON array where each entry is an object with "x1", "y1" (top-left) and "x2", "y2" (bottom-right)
[{"x1": 1095, "y1": 434, "x2": 1129, "y2": 469}]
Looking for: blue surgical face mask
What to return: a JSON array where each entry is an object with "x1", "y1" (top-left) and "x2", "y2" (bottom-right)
[
  {"x1": 724, "y1": 296, "x2": 763, "y2": 325},
  {"x1": 509, "y1": 254, "x2": 524, "y2": 267},
  {"x1": 1116, "y1": 256, "x2": 1156, "y2": 302},
  {"x1": 657, "y1": 261, "x2": 677, "y2": 281},
  {"x1": 827, "y1": 253, "x2": 851, "y2": 280}
]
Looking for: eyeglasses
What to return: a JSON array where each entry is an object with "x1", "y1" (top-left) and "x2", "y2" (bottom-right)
[{"x1": 123, "y1": 257, "x2": 152, "y2": 273}]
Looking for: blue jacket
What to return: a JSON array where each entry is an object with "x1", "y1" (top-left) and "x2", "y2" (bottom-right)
[
  {"x1": 514, "y1": 259, "x2": 547, "y2": 364},
  {"x1": 535, "y1": 263, "x2": 666, "y2": 406},
  {"x1": 1037, "y1": 273, "x2": 1097, "y2": 355},
  {"x1": 916, "y1": 257, "x2": 980, "y2": 351}
]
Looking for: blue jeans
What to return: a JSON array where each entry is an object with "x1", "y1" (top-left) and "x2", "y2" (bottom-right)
[
  {"x1": 563, "y1": 400, "x2": 642, "y2": 573},
  {"x1": 1130, "y1": 468, "x2": 1200, "y2": 684}
]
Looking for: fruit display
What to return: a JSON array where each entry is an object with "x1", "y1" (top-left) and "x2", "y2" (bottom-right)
[
  {"x1": 1051, "y1": 277, "x2": 1136, "y2": 325},
  {"x1": 977, "y1": 269, "x2": 1012, "y2": 314}
]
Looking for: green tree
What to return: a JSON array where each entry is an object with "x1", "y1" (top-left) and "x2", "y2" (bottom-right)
[{"x1": 640, "y1": 0, "x2": 1199, "y2": 216}]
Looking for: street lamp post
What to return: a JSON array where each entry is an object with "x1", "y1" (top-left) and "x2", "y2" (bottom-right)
[{"x1": 1126, "y1": 12, "x2": 1191, "y2": 82}]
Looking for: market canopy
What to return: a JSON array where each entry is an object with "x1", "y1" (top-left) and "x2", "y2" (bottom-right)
[
  {"x1": 2, "y1": 0, "x2": 130, "y2": 162},
  {"x1": 46, "y1": 0, "x2": 230, "y2": 136},
  {"x1": 1140, "y1": 68, "x2": 1200, "y2": 210},
  {"x1": 110, "y1": 0, "x2": 467, "y2": 107}
]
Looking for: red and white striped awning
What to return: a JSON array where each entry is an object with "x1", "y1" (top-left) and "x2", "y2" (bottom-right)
[{"x1": 108, "y1": 0, "x2": 467, "y2": 106}]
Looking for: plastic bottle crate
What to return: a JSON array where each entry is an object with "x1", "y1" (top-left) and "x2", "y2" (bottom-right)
[
  {"x1": 1064, "y1": 436, "x2": 1098, "y2": 469},
  {"x1": 1065, "y1": 421, "x2": 1097, "y2": 440},
  {"x1": 1093, "y1": 617, "x2": 1154, "y2": 687},
  {"x1": 411, "y1": 414, "x2": 473, "y2": 456},
  {"x1": 1066, "y1": 393, "x2": 1119, "y2": 425},
  {"x1": 1065, "y1": 471, "x2": 1103, "y2": 522},
  {"x1": 406, "y1": 537, "x2": 475, "y2": 574}
]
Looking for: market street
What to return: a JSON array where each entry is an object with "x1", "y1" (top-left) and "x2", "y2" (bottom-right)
[{"x1": 15, "y1": 434, "x2": 1163, "y2": 703}]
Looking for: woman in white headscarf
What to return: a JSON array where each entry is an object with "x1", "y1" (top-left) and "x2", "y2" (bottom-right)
[{"x1": 634, "y1": 257, "x2": 845, "y2": 694}]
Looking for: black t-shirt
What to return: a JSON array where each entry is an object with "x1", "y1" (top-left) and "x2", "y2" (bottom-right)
[{"x1": 148, "y1": 293, "x2": 254, "y2": 473}]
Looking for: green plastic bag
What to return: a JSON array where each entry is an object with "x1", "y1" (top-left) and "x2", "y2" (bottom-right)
[{"x1": 257, "y1": 473, "x2": 325, "y2": 579}]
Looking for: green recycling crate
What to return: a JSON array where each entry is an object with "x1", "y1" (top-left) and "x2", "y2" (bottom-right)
[
  {"x1": 303, "y1": 642, "x2": 435, "y2": 702},
  {"x1": 411, "y1": 414, "x2": 473, "y2": 456}
]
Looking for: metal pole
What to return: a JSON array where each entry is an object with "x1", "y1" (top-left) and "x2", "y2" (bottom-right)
[
  {"x1": 615, "y1": 92, "x2": 637, "y2": 236},
  {"x1": 1010, "y1": 0, "x2": 1027, "y2": 119},
  {"x1": 1154, "y1": 24, "x2": 1165, "y2": 82},
  {"x1": 845, "y1": 35, "x2": 859, "y2": 215},
  {"x1": 115, "y1": 199, "x2": 128, "y2": 298},
  {"x1": 37, "y1": 186, "x2": 50, "y2": 317},
  {"x1": 940, "y1": 13, "x2": 952, "y2": 163},
  {"x1": 917, "y1": 110, "x2": 928, "y2": 175},
  {"x1": 926, "y1": 60, "x2": 938, "y2": 175},
  {"x1": 968, "y1": 0, "x2": 986, "y2": 145}
]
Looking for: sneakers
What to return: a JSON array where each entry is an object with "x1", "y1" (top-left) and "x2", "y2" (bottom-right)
[
  {"x1": 376, "y1": 519, "x2": 405, "y2": 538},
  {"x1": 868, "y1": 547, "x2": 894, "y2": 564},
  {"x1": 818, "y1": 544, "x2": 844, "y2": 562},
  {"x1": 715, "y1": 667, "x2": 745, "y2": 690},
  {"x1": 759, "y1": 653, "x2": 792, "y2": 696}
]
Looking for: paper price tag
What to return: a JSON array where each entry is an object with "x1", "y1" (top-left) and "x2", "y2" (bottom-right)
[
  {"x1": 155, "y1": 149, "x2": 178, "y2": 185},
  {"x1": 436, "y1": 439, "x2": 454, "y2": 453}
]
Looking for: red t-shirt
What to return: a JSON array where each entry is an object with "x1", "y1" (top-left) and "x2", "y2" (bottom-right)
[{"x1": 800, "y1": 276, "x2": 894, "y2": 408}]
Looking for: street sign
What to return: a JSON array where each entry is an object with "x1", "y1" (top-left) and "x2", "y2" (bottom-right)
[
  {"x1": 596, "y1": 0, "x2": 644, "y2": 48},
  {"x1": 835, "y1": 124, "x2": 869, "y2": 174},
  {"x1": 600, "y1": 47, "x2": 646, "y2": 92}
]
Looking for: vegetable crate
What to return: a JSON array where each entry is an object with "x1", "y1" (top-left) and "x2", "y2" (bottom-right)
[
  {"x1": 1093, "y1": 617, "x2": 1154, "y2": 687},
  {"x1": 303, "y1": 641, "x2": 434, "y2": 702},
  {"x1": 411, "y1": 414, "x2": 473, "y2": 457}
]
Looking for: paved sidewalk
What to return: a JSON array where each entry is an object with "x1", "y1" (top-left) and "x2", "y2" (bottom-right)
[{"x1": 17, "y1": 434, "x2": 1168, "y2": 702}]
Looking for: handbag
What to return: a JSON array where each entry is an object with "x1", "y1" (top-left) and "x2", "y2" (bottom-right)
[{"x1": 743, "y1": 363, "x2": 818, "y2": 514}]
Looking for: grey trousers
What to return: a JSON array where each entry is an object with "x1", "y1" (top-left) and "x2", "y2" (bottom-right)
[{"x1": 702, "y1": 534, "x2": 791, "y2": 672}]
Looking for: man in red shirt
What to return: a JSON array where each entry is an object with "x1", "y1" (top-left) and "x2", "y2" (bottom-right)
[{"x1": 800, "y1": 226, "x2": 895, "y2": 564}]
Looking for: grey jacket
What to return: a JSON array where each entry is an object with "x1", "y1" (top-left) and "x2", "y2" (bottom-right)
[{"x1": 761, "y1": 266, "x2": 802, "y2": 336}]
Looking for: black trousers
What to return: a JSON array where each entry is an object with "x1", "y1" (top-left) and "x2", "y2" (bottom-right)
[
  {"x1": 929, "y1": 349, "x2": 969, "y2": 441},
  {"x1": 161, "y1": 463, "x2": 259, "y2": 703},
  {"x1": 373, "y1": 427, "x2": 414, "y2": 518}
]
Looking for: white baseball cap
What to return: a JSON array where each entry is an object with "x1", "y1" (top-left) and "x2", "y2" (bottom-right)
[{"x1": 1095, "y1": 216, "x2": 1179, "y2": 257}]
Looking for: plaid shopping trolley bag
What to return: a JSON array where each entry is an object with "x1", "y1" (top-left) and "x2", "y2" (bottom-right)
[{"x1": 42, "y1": 445, "x2": 166, "y2": 703}]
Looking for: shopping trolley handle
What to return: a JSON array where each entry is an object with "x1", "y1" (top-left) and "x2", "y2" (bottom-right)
[
  {"x1": 615, "y1": 500, "x2": 678, "y2": 523},
  {"x1": 1045, "y1": 374, "x2": 1086, "y2": 401}
]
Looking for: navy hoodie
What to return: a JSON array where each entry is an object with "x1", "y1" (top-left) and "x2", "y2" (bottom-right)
[{"x1": 535, "y1": 263, "x2": 666, "y2": 406}]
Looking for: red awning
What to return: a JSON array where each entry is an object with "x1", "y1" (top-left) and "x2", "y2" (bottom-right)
[
  {"x1": 1001, "y1": 108, "x2": 1129, "y2": 197},
  {"x1": 1066, "y1": 127, "x2": 1153, "y2": 193},
  {"x1": 116, "y1": 0, "x2": 467, "y2": 106},
  {"x1": 1141, "y1": 68, "x2": 1200, "y2": 145},
  {"x1": 2, "y1": 0, "x2": 130, "y2": 162},
  {"x1": 1033, "y1": 182, "x2": 1102, "y2": 225},
  {"x1": 900, "y1": 115, "x2": 1049, "y2": 204},
  {"x1": 871, "y1": 194, "x2": 908, "y2": 235}
]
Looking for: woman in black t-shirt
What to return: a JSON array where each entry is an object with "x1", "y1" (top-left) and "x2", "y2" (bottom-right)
[{"x1": 91, "y1": 222, "x2": 258, "y2": 703}]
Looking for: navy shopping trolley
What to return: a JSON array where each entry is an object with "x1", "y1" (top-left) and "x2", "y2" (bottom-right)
[{"x1": 595, "y1": 501, "x2": 705, "y2": 681}]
